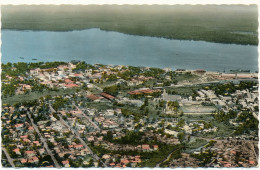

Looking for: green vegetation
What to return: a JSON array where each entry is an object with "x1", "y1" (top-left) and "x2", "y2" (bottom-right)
[
  {"x1": 168, "y1": 101, "x2": 180, "y2": 113},
  {"x1": 2, "y1": 5, "x2": 258, "y2": 45},
  {"x1": 2, "y1": 88, "x2": 78, "y2": 105},
  {"x1": 213, "y1": 110, "x2": 238, "y2": 124},
  {"x1": 234, "y1": 111, "x2": 259, "y2": 135},
  {"x1": 52, "y1": 96, "x2": 69, "y2": 111},
  {"x1": 191, "y1": 149, "x2": 217, "y2": 166},
  {"x1": 90, "y1": 143, "x2": 183, "y2": 167},
  {"x1": 186, "y1": 139, "x2": 208, "y2": 150},
  {"x1": 121, "y1": 108, "x2": 144, "y2": 122},
  {"x1": 205, "y1": 81, "x2": 257, "y2": 96},
  {"x1": 1, "y1": 62, "x2": 67, "y2": 98},
  {"x1": 72, "y1": 61, "x2": 95, "y2": 72},
  {"x1": 103, "y1": 85, "x2": 119, "y2": 96},
  {"x1": 166, "y1": 85, "x2": 204, "y2": 97},
  {"x1": 104, "y1": 131, "x2": 145, "y2": 145},
  {"x1": 140, "y1": 144, "x2": 183, "y2": 167}
]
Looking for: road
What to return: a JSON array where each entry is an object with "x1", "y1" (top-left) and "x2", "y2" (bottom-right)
[
  {"x1": 192, "y1": 136, "x2": 258, "y2": 144},
  {"x1": 170, "y1": 79, "x2": 257, "y2": 88},
  {"x1": 73, "y1": 103, "x2": 101, "y2": 131},
  {"x1": 26, "y1": 112, "x2": 61, "y2": 168},
  {"x1": 49, "y1": 104, "x2": 107, "y2": 167},
  {"x1": 57, "y1": 114, "x2": 107, "y2": 167},
  {"x1": 2, "y1": 147, "x2": 15, "y2": 167},
  {"x1": 252, "y1": 112, "x2": 258, "y2": 120}
]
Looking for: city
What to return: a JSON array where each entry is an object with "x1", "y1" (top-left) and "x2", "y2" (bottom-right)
[{"x1": 1, "y1": 61, "x2": 258, "y2": 168}]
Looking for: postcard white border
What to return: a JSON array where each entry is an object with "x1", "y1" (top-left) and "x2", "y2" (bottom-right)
[{"x1": 0, "y1": 1, "x2": 259, "y2": 170}]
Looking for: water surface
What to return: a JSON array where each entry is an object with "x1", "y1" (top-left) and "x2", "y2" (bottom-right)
[{"x1": 1, "y1": 29, "x2": 258, "y2": 72}]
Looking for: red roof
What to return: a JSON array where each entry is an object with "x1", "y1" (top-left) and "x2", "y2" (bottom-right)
[
  {"x1": 65, "y1": 84, "x2": 79, "y2": 88},
  {"x1": 25, "y1": 151, "x2": 35, "y2": 154},
  {"x1": 142, "y1": 144, "x2": 150, "y2": 150},
  {"x1": 110, "y1": 163, "x2": 115, "y2": 166},
  {"x1": 46, "y1": 165, "x2": 54, "y2": 167},
  {"x1": 74, "y1": 73, "x2": 82, "y2": 77},
  {"x1": 224, "y1": 163, "x2": 232, "y2": 167},
  {"x1": 153, "y1": 145, "x2": 159, "y2": 149},
  {"x1": 13, "y1": 148, "x2": 20, "y2": 153},
  {"x1": 14, "y1": 123, "x2": 24, "y2": 128},
  {"x1": 87, "y1": 94, "x2": 100, "y2": 101},
  {"x1": 230, "y1": 150, "x2": 236, "y2": 155},
  {"x1": 62, "y1": 160, "x2": 70, "y2": 165},
  {"x1": 101, "y1": 92, "x2": 115, "y2": 99},
  {"x1": 28, "y1": 126, "x2": 34, "y2": 130},
  {"x1": 33, "y1": 141, "x2": 40, "y2": 145},
  {"x1": 64, "y1": 79, "x2": 73, "y2": 84},
  {"x1": 74, "y1": 144, "x2": 83, "y2": 148},
  {"x1": 128, "y1": 89, "x2": 161, "y2": 95},
  {"x1": 121, "y1": 159, "x2": 130, "y2": 164},
  {"x1": 20, "y1": 135, "x2": 28, "y2": 138},
  {"x1": 249, "y1": 160, "x2": 255, "y2": 165},
  {"x1": 21, "y1": 159, "x2": 27, "y2": 163}
]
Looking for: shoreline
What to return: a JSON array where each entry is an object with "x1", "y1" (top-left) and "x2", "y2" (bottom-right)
[
  {"x1": 1, "y1": 28, "x2": 258, "y2": 46},
  {"x1": 2, "y1": 61, "x2": 258, "y2": 75}
]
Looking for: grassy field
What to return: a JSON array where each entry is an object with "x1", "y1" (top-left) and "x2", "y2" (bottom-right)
[
  {"x1": 2, "y1": 5, "x2": 258, "y2": 45},
  {"x1": 2, "y1": 88, "x2": 79, "y2": 105},
  {"x1": 165, "y1": 85, "x2": 205, "y2": 96}
]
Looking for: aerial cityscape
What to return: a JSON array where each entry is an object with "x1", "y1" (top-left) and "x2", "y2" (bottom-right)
[{"x1": 1, "y1": 4, "x2": 259, "y2": 168}]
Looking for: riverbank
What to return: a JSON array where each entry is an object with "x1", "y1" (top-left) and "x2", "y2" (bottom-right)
[{"x1": 2, "y1": 5, "x2": 258, "y2": 45}]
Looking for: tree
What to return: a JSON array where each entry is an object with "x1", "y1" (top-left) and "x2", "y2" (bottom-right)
[
  {"x1": 177, "y1": 132, "x2": 185, "y2": 143},
  {"x1": 88, "y1": 159, "x2": 94, "y2": 167},
  {"x1": 103, "y1": 85, "x2": 119, "y2": 96}
]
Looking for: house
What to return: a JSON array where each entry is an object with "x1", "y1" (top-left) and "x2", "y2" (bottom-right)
[
  {"x1": 74, "y1": 144, "x2": 84, "y2": 150},
  {"x1": 249, "y1": 160, "x2": 256, "y2": 165},
  {"x1": 20, "y1": 159, "x2": 27, "y2": 164},
  {"x1": 62, "y1": 160, "x2": 70, "y2": 167},
  {"x1": 38, "y1": 148, "x2": 45, "y2": 155},
  {"x1": 28, "y1": 126, "x2": 34, "y2": 131},
  {"x1": 153, "y1": 145, "x2": 159, "y2": 151},
  {"x1": 87, "y1": 94, "x2": 102, "y2": 101},
  {"x1": 64, "y1": 79, "x2": 74, "y2": 84},
  {"x1": 110, "y1": 162, "x2": 116, "y2": 167},
  {"x1": 20, "y1": 135, "x2": 28, "y2": 139},
  {"x1": 121, "y1": 159, "x2": 130, "y2": 164},
  {"x1": 14, "y1": 123, "x2": 24, "y2": 130},
  {"x1": 30, "y1": 156, "x2": 39, "y2": 164},
  {"x1": 65, "y1": 84, "x2": 79, "y2": 88},
  {"x1": 25, "y1": 151, "x2": 36, "y2": 158},
  {"x1": 141, "y1": 144, "x2": 150, "y2": 151},
  {"x1": 87, "y1": 136, "x2": 95, "y2": 142},
  {"x1": 33, "y1": 141, "x2": 41, "y2": 146},
  {"x1": 102, "y1": 154, "x2": 111, "y2": 159},
  {"x1": 100, "y1": 92, "x2": 115, "y2": 100},
  {"x1": 13, "y1": 148, "x2": 21, "y2": 155}
]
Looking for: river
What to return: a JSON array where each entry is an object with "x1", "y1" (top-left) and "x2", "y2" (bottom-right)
[{"x1": 1, "y1": 28, "x2": 258, "y2": 72}]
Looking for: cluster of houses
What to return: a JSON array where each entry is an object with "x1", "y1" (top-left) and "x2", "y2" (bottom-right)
[
  {"x1": 1, "y1": 106, "x2": 52, "y2": 167},
  {"x1": 2, "y1": 62, "x2": 258, "y2": 168}
]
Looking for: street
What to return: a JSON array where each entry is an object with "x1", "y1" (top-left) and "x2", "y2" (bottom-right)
[
  {"x1": 49, "y1": 104, "x2": 107, "y2": 167},
  {"x1": 2, "y1": 147, "x2": 15, "y2": 167},
  {"x1": 26, "y1": 112, "x2": 61, "y2": 168},
  {"x1": 73, "y1": 103, "x2": 101, "y2": 131}
]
